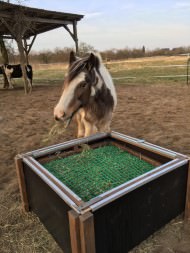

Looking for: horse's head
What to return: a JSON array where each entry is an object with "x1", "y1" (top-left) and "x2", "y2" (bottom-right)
[{"x1": 54, "y1": 51, "x2": 100, "y2": 127}]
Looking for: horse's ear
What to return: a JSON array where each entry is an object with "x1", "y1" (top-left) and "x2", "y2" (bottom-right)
[
  {"x1": 87, "y1": 53, "x2": 98, "y2": 70},
  {"x1": 69, "y1": 51, "x2": 77, "y2": 65}
]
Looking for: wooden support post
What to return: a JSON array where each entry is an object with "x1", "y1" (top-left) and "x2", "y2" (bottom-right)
[
  {"x1": 23, "y1": 35, "x2": 37, "y2": 65},
  {"x1": 1, "y1": 14, "x2": 32, "y2": 93},
  {"x1": 15, "y1": 155, "x2": 29, "y2": 212},
  {"x1": 2, "y1": 70, "x2": 9, "y2": 89},
  {"x1": 68, "y1": 210, "x2": 81, "y2": 253},
  {"x1": 0, "y1": 37, "x2": 9, "y2": 88},
  {"x1": 63, "y1": 22, "x2": 78, "y2": 54},
  {"x1": 23, "y1": 39, "x2": 29, "y2": 65},
  {"x1": 73, "y1": 20, "x2": 79, "y2": 55},
  {"x1": 185, "y1": 161, "x2": 190, "y2": 220},
  {"x1": 187, "y1": 57, "x2": 190, "y2": 85},
  {"x1": 69, "y1": 210, "x2": 96, "y2": 253},
  {"x1": 79, "y1": 212, "x2": 96, "y2": 253},
  {"x1": 16, "y1": 36, "x2": 30, "y2": 93}
]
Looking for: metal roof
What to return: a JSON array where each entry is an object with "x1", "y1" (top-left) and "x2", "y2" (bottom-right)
[{"x1": 0, "y1": 1, "x2": 84, "y2": 39}]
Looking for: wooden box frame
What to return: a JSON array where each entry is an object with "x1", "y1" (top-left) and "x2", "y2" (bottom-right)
[{"x1": 15, "y1": 132, "x2": 190, "y2": 253}]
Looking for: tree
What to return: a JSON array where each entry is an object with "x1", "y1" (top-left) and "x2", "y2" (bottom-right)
[
  {"x1": 0, "y1": 38, "x2": 9, "y2": 88},
  {"x1": 142, "y1": 45, "x2": 145, "y2": 55},
  {"x1": 39, "y1": 50, "x2": 52, "y2": 64},
  {"x1": 78, "y1": 42, "x2": 95, "y2": 57}
]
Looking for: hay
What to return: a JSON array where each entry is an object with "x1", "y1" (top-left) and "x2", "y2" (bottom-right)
[
  {"x1": 43, "y1": 145, "x2": 155, "y2": 202},
  {"x1": 42, "y1": 122, "x2": 67, "y2": 142}
]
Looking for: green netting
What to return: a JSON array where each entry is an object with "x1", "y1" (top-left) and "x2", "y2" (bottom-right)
[{"x1": 43, "y1": 145, "x2": 155, "y2": 202}]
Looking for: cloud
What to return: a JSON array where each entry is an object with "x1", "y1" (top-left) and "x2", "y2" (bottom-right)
[
  {"x1": 84, "y1": 12, "x2": 103, "y2": 19},
  {"x1": 121, "y1": 3, "x2": 135, "y2": 10},
  {"x1": 174, "y1": 2, "x2": 190, "y2": 9}
]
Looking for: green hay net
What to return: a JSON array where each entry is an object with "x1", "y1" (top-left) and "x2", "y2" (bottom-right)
[{"x1": 43, "y1": 145, "x2": 155, "y2": 202}]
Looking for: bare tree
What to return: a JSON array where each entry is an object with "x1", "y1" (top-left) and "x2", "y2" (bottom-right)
[
  {"x1": 0, "y1": 38, "x2": 9, "y2": 88},
  {"x1": 78, "y1": 42, "x2": 95, "y2": 57}
]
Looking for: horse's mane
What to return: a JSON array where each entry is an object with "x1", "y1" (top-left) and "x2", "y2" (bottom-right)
[{"x1": 68, "y1": 53, "x2": 101, "y2": 82}]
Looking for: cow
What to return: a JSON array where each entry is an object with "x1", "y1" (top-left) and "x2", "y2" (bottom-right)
[{"x1": 0, "y1": 64, "x2": 33, "y2": 89}]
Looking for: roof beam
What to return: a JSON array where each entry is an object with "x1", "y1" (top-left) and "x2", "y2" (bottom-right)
[
  {"x1": 0, "y1": 17, "x2": 16, "y2": 40},
  {"x1": 0, "y1": 35, "x2": 14, "y2": 39},
  {"x1": 0, "y1": 12, "x2": 73, "y2": 25},
  {"x1": 27, "y1": 16, "x2": 73, "y2": 25}
]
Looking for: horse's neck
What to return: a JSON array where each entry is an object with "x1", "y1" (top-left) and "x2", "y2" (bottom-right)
[{"x1": 99, "y1": 63, "x2": 117, "y2": 108}]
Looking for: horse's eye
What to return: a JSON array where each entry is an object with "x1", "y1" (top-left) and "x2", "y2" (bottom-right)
[{"x1": 80, "y1": 82, "x2": 87, "y2": 88}]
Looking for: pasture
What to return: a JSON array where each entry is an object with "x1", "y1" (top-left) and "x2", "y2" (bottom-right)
[{"x1": 0, "y1": 56, "x2": 190, "y2": 253}]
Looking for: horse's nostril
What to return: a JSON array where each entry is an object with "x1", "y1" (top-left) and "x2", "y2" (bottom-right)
[
  {"x1": 54, "y1": 116, "x2": 60, "y2": 121},
  {"x1": 54, "y1": 112, "x2": 65, "y2": 121}
]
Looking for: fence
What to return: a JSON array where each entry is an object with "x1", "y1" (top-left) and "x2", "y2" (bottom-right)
[
  {"x1": 1, "y1": 55, "x2": 190, "y2": 87},
  {"x1": 110, "y1": 55, "x2": 190, "y2": 85}
]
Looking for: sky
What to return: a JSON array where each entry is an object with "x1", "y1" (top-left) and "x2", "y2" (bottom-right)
[{"x1": 13, "y1": 0, "x2": 190, "y2": 52}]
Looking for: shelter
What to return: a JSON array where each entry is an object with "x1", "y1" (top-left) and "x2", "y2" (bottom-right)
[{"x1": 0, "y1": 1, "x2": 84, "y2": 93}]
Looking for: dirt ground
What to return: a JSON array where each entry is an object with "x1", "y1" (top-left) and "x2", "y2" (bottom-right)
[{"x1": 0, "y1": 83, "x2": 190, "y2": 253}]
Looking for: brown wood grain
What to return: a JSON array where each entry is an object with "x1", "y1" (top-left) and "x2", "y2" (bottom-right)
[
  {"x1": 15, "y1": 156, "x2": 29, "y2": 212},
  {"x1": 79, "y1": 212, "x2": 96, "y2": 253},
  {"x1": 68, "y1": 210, "x2": 81, "y2": 253}
]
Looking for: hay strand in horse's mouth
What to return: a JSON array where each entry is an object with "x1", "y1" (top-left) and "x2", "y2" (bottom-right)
[
  {"x1": 49, "y1": 123, "x2": 66, "y2": 136},
  {"x1": 42, "y1": 121, "x2": 68, "y2": 142}
]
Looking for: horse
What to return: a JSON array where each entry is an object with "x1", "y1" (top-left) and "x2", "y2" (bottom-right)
[
  {"x1": 54, "y1": 51, "x2": 117, "y2": 138},
  {"x1": 0, "y1": 64, "x2": 33, "y2": 89}
]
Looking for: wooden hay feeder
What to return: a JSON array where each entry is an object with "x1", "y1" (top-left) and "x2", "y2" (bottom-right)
[{"x1": 15, "y1": 132, "x2": 190, "y2": 253}]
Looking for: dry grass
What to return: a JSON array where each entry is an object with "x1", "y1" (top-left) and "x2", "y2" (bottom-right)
[
  {"x1": 42, "y1": 122, "x2": 68, "y2": 143},
  {"x1": 32, "y1": 62, "x2": 68, "y2": 71},
  {"x1": 106, "y1": 56, "x2": 189, "y2": 85},
  {"x1": 129, "y1": 217, "x2": 190, "y2": 253},
  {"x1": 0, "y1": 181, "x2": 62, "y2": 253},
  {"x1": 106, "y1": 55, "x2": 187, "y2": 64}
]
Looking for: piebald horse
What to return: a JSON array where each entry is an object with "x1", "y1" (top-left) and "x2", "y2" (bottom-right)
[{"x1": 54, "y1": 51, "x2": 117, "y2": 138}]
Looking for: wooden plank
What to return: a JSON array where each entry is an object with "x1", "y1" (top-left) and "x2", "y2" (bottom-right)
[
  {"x1": 27, "y1": 16, "x2": 72, "y2": 25},
  {"x1": 0, "y1": 35, "x2": 14, "y2": 39},
  {"x1": 79, "y1": 212, "x2": 96, "y2": 253},
  {"x1": 185, "y1": 160, "x2": 190, "y2": 220},
  {"x1": 15, "y1": 156, "x2": 29, "y2": 212},
  {"x1": 68, "y1": 210, "x2": 81, "y2": 253},
  {"x1": 0, "y1": 12, "x2": 72, "y2": 25}
]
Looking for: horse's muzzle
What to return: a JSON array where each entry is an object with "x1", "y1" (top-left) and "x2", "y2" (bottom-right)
[
  {"x1": 54, "y1": 114, "x2": 72, "y2": 129},
  {"x1": 54, "y1": 112, "x2": 65, "y2": 122},
  {"x1": 54, "y1": 115, "x2": 60, "y2": 121}
]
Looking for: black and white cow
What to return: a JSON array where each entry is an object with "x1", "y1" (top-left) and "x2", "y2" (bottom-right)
[{"x1": 0, "y1": 64, "x2": 33, "y2": 89}]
